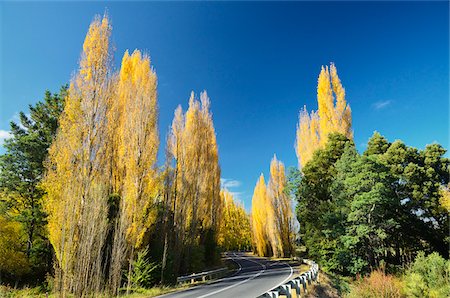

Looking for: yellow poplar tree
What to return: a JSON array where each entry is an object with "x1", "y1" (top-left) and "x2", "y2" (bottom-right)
[
  {"x1": 44, "y1": 15, "x2": 161, "y2": 296},
  {"x1": 166, "y1": 91, "x2": 222, "y2": 273},
  {"x1": 117, "y1": 49, "x2": 159, "y2": 248},
  {"x1": 108, "y1": 49, "x2": 160, "y2": 293},
  {"x1": 295, "y1": 107, "x2": 320, "y2": 167},
  {"x1": 268, "y1": 155, "x2": 294, "y2": 257},
  {"x1": 43, "y1": 15, "x2": 113, "y2": 296},
  {"x1": 251, "y1": 173, "x2": 280, "y2": 257},
  {"x1": 295, "y1": 63, "x2": 353, "y2": 168},
  {"x1": 330, "y1": 63, "x2": 352, "y2": 138},
  {"x1": 251, "y1": 174, "x2": 270, "y2": 256}
]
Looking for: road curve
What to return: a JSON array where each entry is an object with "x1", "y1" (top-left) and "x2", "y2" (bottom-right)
[{"x1": 158, "y1": 252, "x2": 296, "y2": 298}]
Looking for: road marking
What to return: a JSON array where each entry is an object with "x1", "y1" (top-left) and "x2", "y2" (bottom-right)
[
  {"x1": 232, "y1": 252, "x2": 242, "y2": 275},
  {"x1": 196, "y1": 254, "x2": 266, "y2": 298},
  {"x1": 257, "y1": 261, "x2": 294, "y2": 297}
]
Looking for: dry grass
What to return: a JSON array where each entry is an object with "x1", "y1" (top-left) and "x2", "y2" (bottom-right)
[{"x1": 345, "y1": 269, "x2": 404, "y2": 298}]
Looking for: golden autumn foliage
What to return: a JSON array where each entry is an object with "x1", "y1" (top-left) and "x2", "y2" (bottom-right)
[
  {"x1": 108, "y1": 49, "x2": 160, "y2": 293},
  {"x1": 217, "y1": 190, "x2": 252, "y2": 251},
  {"x1": 296, "y1": 63, "x2": 353, "y2": 167},
  {"x1": 43, "y1": 15, "x2": 160, "y2": 296},
  {"x1": 116, "y1": 49, "x2": 159, "y2": 247},
  {"x1": 440, "y1": 185, "x2": 450, "y2": 211},
  {"x1": 0, "y1": 215, "x2": 30, "y2": 277},
  {"x1": 43, "y1": 15, "x2": 113, "y2": 296},
  {"x1": 164, "y1": 91, "x2": 222, "y2": 274},
  {"x1": 251, "y1": 156, "x2": 293, "y2": 258},
  {"x1": 251, "y1": 174, "x2": 271, "y2": 257},
  {"x1": 268, "y1": 155, "x2": 294, "y2": 257}
]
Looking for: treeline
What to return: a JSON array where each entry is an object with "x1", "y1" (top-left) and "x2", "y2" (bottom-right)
[
  {"x1": 291, "y1": 63, "x2": 449, "y2": 281},
  {"x1": 0, "y1": 14, "x2": 251, "y2": 296}
]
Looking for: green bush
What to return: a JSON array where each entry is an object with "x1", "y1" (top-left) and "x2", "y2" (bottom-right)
[
  {"x1": 403, "y1": 252, "x2": 450, "y2": 298},
  {"x1": 130, "y1": 247, "x2": 160, "y2": 289}
]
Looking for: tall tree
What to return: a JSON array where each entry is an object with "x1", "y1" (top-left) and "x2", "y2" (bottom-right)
[
  {"x1": 109, "y1": 49, "x2": 160, "y2": 294},
  {"x1": 251, "y1": 174, "x2": 271, "y2": 257},
  {"x1": 295, "y1": 63, "x2": 352, "y2": 168},
  {"x1": 43, "y1": 15, "x2": 114, "y2": 296},
  {"x1": 268, "y1": 155, "x2": 294, "y2": 257},
  {"x1": 165, "y1": 91, "x2": 222, "y2": 274},
  {"x1": 332, "y1": 146, "x2": 399, "y2": 274}
]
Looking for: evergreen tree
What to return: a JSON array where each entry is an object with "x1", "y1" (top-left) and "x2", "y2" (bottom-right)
[{"x1": 0, "y1": 86, "x2": 66, "y2": 281}]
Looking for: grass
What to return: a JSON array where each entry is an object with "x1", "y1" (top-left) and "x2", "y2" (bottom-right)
[
  {"x1": 0, "y1": 285, "x2": 188, "y2": 298},
  {"x1": 118, "y1": 285, "x2": 189, "y2": 297},
  {"x1": 0, "y1": 286, "x2": 56, "y2": 298}
]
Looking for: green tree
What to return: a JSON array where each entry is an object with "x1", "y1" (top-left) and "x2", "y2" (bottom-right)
[
  {"x1": 379, "y1": 140, "x2": 449, "y2": 258},
  {"x1": 333, "y1": 145, "x2": 399, "y2": 274},
  {"x1": 296, "y1": 133, "x2": 353, "y2": 271},
  {"x1": 0, "y1": 86, "x2": 66, "y2": 281}
]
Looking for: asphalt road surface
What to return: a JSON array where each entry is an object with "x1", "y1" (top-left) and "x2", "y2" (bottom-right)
[{"x1": 158, "y1": 252, "x2": 296, "y2": 298}]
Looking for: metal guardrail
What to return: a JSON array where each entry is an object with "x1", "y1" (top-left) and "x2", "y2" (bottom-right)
[
  {"x1": 260, "y1": 259, "x2": 319, "y2": 298},
  {"x1": 176, "y1": 267, "x2": 229, "y2": 284}
]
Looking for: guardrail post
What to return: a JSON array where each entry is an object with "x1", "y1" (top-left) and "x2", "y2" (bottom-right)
[
  {"x1": 300, "y1": 275, "x2": 307, "y2": 293},
  {"x1": 288, "y1": 280, "x2": 300, "y2": 298},
  {"x1": 279, "y1": 284, "x2": 292, "y2": 298},
  {"x1": 265, "y1": 291, "x2": 279, "y2": 298}
]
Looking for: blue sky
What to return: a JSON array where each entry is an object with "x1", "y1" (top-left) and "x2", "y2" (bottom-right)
[{"x1": 1, "y1": 1, "x2": 448, "y2": 210}]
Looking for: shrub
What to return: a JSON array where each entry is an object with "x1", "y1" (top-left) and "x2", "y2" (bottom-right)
[
  {"x1": 403, "y1": 252, "x2": 450, "y2": 298},
  {"x1": 130, "y1": 247, "x2": 160, "y2": 289},
  {"x1": 0, "y1": 216, "x2": 30, "y2": 281},
  {"x1": 346, "y1": 269, "x2": 404, "y2": 298}
]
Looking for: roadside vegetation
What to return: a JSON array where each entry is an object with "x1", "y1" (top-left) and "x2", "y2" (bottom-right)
[
  {"x1": 286, "y1": 61, "x2": 449, "y2": 297},
  {"x1": 0, "y1": 14, "x2": 251, "y2": 297},
  {"x1": 1, "y1": 12, "x2": 448, "y2": 298}
]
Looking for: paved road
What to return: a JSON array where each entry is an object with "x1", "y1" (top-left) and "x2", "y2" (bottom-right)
[{"x1": 158, "y1": 252, "x2": 296, "y2": 298}]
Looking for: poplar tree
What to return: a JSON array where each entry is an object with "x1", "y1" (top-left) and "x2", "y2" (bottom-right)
[
  {"x1": 295, "y1": 63, "x2": 353, "y2": 168},
  {"x1": 251, "y1": 174, "x2": 271, "y2": 256},
  {"x1": 108, "y1": 49, "x2": 160, "y2": 294},
  {"x1": 165, "y1": 91, "x2": 222, "y2": 274},
  {"x1": 268, "y1": 155, "x2": 294, "y2": 257},
  {"x1": 43, "y1": 15, "x2": 114, "y2": 296}
]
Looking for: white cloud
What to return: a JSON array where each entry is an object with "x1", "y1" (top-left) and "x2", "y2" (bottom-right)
[
  {"x1": 0, "y1": 130, "x2": 11, "y2": 145},
  {"x1": 220, "y1": 178, "x2": 241, "y2": 189},
  {"x1": 372, "y1": 100, "x2": 392, "y2": 110}
]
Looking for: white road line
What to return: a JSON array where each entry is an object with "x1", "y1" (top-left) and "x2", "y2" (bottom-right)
[
  {"x1": 232, "y1": 252, "x2": 242, "y2": 275},
  {"x1": 257, "y1": 261, "x2": 294, "y2": 297},
  {"x1": 196, "y1": 254, "x2": 266, "y2": 298}
]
